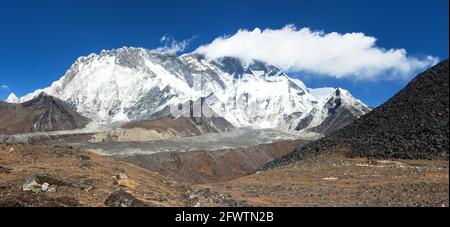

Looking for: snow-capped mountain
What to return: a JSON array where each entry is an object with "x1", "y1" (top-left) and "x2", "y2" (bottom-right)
[
  {"x1": 15, "y1": 47, "x2": 370, "y2": 132},
  {"x1": 6, "y1": 93, "x2": 19, "y2": 103}
]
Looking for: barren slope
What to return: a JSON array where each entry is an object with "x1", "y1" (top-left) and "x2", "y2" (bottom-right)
[
  {"x1": 0, "y1": 93, "x2": 90, "y2": 135},
  {"x1": 0, "y1": 144, "x2": 193, "y2": 206},
  {"x1": 202, "y1": 149, "x2": 449, "y2": 207},
  {"x1": 263, "y1": 60, "x2": 449, "y2": 170}
]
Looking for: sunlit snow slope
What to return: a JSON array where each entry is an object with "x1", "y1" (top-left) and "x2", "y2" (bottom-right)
[{"x1": 15, "y1": 47, "x2": 370, "y2": 132}]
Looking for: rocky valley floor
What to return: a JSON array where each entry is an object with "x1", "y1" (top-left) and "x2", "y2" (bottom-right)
[
  {"x1": 0, "y1": 143, "x2": 200, "y2": 207},
  {"x1": 200, "y1": 149, "x2": 449, "y2": 207},
  {"x1": 0, "y1": 143, "x2": 448, "y2": 207},
  {"x1": 116, "y1": 139, "x2": 309, "y2": 184}
]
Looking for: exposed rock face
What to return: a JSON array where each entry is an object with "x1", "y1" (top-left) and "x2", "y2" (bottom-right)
[
  {"x1": 309, "y1": 108, "x2": 361, "y2": 136},
  {"x1": 125, "y1": 98, "x2": 235, "y2": 134},
  {"x1": 0, "y1": 93, "x2": 90, "y2": 135},
  {"x1": 263, "y1": 60, "x2": 449, "y2": 169},
  {"x1": 125, "y1": 116, "x2": 232, "y2": 134},
  {"x1": 89, "y1": 97, "x2": 234, "y2": 142}
]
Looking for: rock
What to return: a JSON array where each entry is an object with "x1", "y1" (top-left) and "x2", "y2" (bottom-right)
[
  {"x1": 77, "y1": 154, "x2": 91, "y2": 161},
  {"x1": 188, "y1": 188, "x2": 248, "y2": 207},
  {"x1": 70, "y1": 179, "x2": 94, "y2": 192},
  {"x1": 33, "y1": 175, "x2": 70, "y2": 187},
  {"x1": 22, "y1": 175, "x2": 71, "y2": 193},
  {"x1": 322, "y1": 177, "x2": 339, "y2": 181},
  {"x1": 47, "y1": 185, "x2": 57, "y2": 193},
  {"x1": 22, "y1": 177, "x2": 49, "y2": 193},
  {"x1": 41, "y1": 183, "x2": 50, "y2": 192},
  {"x1": 114, "y1": 173, "x2": 139, "y2": 189},
  {"x1": 0, "y1": 165, "x2": 11, "y2": 174},
  {"x1": 104, "y1": 189, "x2": 148, "y2": 207},
  {"x1": 79, "y1": 163, "x2": 92, "y2": 170},
  {"x1": 22, "y1": 176, "x2": 43, "y2": 192}
]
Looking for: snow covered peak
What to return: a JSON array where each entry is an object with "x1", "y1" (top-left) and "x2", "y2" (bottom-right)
[
  {"x1": 6, "y1": 93, "x2": 19, "y2": 103},
  {"x1": 309, "y1": 87, "x2": 336, "y2": 101},
  {"x1": 333, "y1": 87, "x2": 370, "y2": 111},
  {"x1": 292, "y1": 87, "x2": 371, "y2": 132},
  {"x1": 17, "y1": 47, "x2": 370, "y2": 132},
  {"x1": 309, "y1": 87, "x2": 368, "y2": 110}
]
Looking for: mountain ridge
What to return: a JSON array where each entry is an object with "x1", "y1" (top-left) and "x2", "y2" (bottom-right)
[
  {"x1": 0, "y1": 92, "x2": 90, "y2": 134},
  {"x1": 11, "y1": 47, "x2": 370, "y2": 134}
]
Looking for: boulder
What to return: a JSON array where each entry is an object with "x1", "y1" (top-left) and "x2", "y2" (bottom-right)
[
  {"x1": 104, "y1": 189, "x2": 148, "y2": 207},
  {"x1": 113, "y1": 173, "x2": 139, "y2": 189}
]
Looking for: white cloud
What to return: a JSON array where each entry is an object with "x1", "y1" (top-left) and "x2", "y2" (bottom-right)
[
  {"x1": 194, "y1": 25, "x2": 439, "y2": 80},
  {"x1": 1, "y1": 84, "x2": 9, "y2": 90},
  {"x1": 160, "y1": 34, "x2": 170, "y2": 42},
  {"x1": 152, "y1": 35, "x2": 192, "y2": 55}
]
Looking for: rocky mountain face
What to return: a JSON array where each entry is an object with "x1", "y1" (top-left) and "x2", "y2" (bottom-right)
[
  {"x1": 93, "y1": 115, "x2": 235, "y2": 143},
  {"x1": 123, "y1": 116, "x2": 233, "y2": 135},
  {"x1": 263, "y1": 60, "x2": 449, "y2": 170},
  {"x1": 13, "y1": 47, "x2": 370, "y2": 133},
  {"x1": 127, "y1": 98, "x2": 235, "y2": 133},
  {"x1": 0, "y1": 93, "x2": 90, "y2": 134}
]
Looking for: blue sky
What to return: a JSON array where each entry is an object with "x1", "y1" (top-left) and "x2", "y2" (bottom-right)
[{"x1": 0, "y1": 0, "x2": 448, "y2": 107}]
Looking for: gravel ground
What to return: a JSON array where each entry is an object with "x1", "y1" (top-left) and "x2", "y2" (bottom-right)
[{"x1": 205, "y1": 149, "x2": 449, "y2": 207}]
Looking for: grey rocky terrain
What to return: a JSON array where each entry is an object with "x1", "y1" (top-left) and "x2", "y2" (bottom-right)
[
  {"x1": 0, "y1": 93, "x2": 90, "y2": 134},
  {"x1": 262, "y1": 60, "x2": 449, "y2": 170}
]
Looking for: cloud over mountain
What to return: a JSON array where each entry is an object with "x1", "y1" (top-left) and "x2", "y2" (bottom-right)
[
  {"x1": 195, "y1": 25, "x2": 439, "y2": 80},
  {"x1": 152, "y1": 35, "x2": 193, "y2": 55}
]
